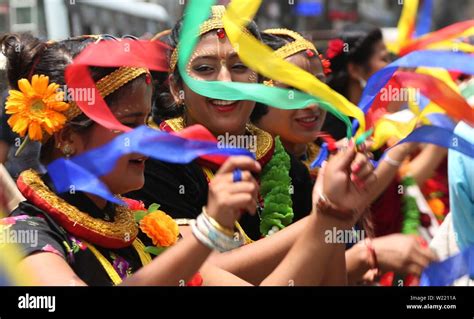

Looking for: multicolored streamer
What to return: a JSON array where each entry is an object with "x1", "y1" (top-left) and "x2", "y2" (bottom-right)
[
  {"x1": 47, "y1": 125, "x2": 253, "y2": 204},
  {"x1": 399, "y1": 19, "x2": 474, "y2": 56},
  {"x1": 394, "y1": 71, "x2": 473, "y2": 125},
  {"x1": 359, "y1": 50, "x2": 474, "y2": 117},
  {"x1": 420, "y1": 244, "x2": 474, "y2": 286},
  {"x1": 177, "y1": 0, "x2": 354, "y2": 137}
]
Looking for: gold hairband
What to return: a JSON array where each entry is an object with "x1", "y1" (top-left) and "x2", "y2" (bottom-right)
[
  {"x1": 169, "y1": 5, "x2": 226, "y2": 72},
  {"x1": 264, "y1": 28, "x2": 318, "y2": 60},
  {"x1": 64, "y1": 67, "x2": 150, "y2": 121}
]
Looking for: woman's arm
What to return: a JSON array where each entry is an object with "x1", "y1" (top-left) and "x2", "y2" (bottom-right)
[
  {"x1": 16, "y1": 156, "x2": 262, "y2": 286},
  {"x1": 206, "y1": 216, "x2": 308, "y2": 285},
  {"x1": 17, "y1": 232, "x2": 214, "y2": 286},
  {"x1": 261, "y1": 212, "x2": 349, "y2": 286},
  {"x1": 209, "y1": 145, "x2": 377, "y2": 285},
  {"x1": 401, "y1": 145, "x2": 447, "y2": 186}
]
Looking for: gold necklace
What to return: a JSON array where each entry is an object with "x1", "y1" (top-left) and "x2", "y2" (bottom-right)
[
  {"x1": 17, "y1": 169, "x2": 138, "y2": 249},
  {"x1": 162, "y1": 116, "x2": 274, "y2": 161}
]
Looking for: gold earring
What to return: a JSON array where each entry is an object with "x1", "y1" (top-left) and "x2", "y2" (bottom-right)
[{"x1": 62, "y1": 144, "x2": 74, "y2": 157}]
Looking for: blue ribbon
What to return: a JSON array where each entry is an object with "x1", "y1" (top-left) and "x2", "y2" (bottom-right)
[
  {"x1": 310, "y1": 143, "x2": 328, "y2": 169},
  {"x1": 420, "y1": 245, "x2": 474, "y2": 286},
  {"x1": 393, "y1": 125, "x2": 474, "y2": 158},
  {"x1": 415, "y1": 0, "x2": 433, "y2": 38},
  {"x1": 47, "y1": 125, "x2": 254, "y2": 204}
]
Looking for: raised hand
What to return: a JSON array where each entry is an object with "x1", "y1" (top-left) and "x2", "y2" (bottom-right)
[
  {"x1": 206, "y1": 156, "x2": 261, "y2": 229},
  {"x1": 314, "y1": 144, "x2": 377, "y2": 222}
]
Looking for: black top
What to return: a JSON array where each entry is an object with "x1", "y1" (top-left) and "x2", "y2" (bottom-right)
[
  {"x1": 126, "y1": 153, "x2": 313, "y2": 240},
  {"x1": 6, "y1": 174, "x2": 152, "y2": 286}
]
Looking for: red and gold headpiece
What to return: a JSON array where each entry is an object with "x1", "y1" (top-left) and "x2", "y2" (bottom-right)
[
  {"x1": 169, "y1": 5, "x2": 227, "y2": 73},
  {"x1": 264, "y1": 28, "x2": 331, "y2": 76},
  {"x1": 5, "y1": 35, "x2": 150, "y2": 145}
]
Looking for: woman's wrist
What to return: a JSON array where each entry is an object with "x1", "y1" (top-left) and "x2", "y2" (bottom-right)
[
  {"x1": 313, "y1": 193, "x2": 357, "y2": 229},
  {"x1": 190, "y1": 208, "x2": 243, "y2": 252}
]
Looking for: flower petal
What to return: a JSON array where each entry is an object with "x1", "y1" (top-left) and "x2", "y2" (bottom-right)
[
  {"x1": 18, "y1": 78, "x2": 34, "y2": 96},
  {"x1": 28, "y1": 121, "x2": 43, "y2": 141}
]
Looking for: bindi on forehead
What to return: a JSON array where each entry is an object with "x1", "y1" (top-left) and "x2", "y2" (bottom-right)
[{"x1": 192, "y1": 32, "x2": 238, "y2": 60}]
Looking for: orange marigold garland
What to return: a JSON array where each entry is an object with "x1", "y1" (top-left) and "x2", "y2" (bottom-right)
[{"x1": 5, "y1": 74, "x2": 70, "y2": 155}]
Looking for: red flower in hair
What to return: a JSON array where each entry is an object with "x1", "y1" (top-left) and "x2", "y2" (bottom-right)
[{"x1": 326, "y1": 39, "x2": 345, "y2": 59}]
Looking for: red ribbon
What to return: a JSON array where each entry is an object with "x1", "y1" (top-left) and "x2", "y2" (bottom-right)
[{"x1": 65, "y1": 39, "x2": 170, "y2": 132}]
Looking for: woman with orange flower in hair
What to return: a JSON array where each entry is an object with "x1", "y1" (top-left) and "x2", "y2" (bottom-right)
[{"x1": 1, "y1": 31, "x2": 378, "y2": 286}]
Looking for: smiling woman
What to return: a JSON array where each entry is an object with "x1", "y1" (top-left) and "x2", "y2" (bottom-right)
[
  {"x1": 128, "y1": 5, "x2": 314, "y2": 243},
  {"x1": 251, "y1": 28, "x2": 329, "y2": 178}
]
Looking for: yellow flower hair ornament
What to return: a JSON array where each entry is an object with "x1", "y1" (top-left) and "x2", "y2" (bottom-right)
[{"x1": 5, "y1": 74, "x2": 70, "y2": 155}]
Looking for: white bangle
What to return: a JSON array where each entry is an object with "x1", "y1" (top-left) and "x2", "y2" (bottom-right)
[
  {"x1": 383, "y1": 153, "x2": 401, "y2": 167},
  {"x1": 192, "y1": 214, "x2": 244, "y2": 252},
  {"x1": 191, "y1": 220, "x2": 215, "y2": 250}
]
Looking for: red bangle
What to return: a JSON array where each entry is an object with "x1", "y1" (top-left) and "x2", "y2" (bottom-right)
[
  {"x1": 364, "y1": 238, "x2": 379, "y2": 276},
  {"x1": 315, "y1": 193, "x2": 355, "y2": 220}
]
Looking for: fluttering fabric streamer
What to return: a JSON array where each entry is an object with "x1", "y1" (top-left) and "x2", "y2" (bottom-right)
[
  {"x1": 420, "y1": 245, "x2": 474, "y2": 286},
  {"x1": 220, "y1": 0, "x2": 366, "y2": 135},
  {"x1": 359, "y1": 50, "x2": 474, "y2": 117},
  {"x1": 393, "y1": 71, "x2": 474, "y2": 125},
  {"x1": 364, "y1": 63, "x2": 469, "y2": 148},
  {"x1": 0, "y1": 214, "x2": 30, "y2": 285},
  {"x1": 177, "y1": 0, "x2": 355, "y2": 137},
  {"x1": 388, "y1": 0, "x2": 418, "y2": 54},
  {"x1": 65, "y1": 40, "x2": 170, "y2": 132},
  {"x1": 47, "y1": 125, "x2": 253, "y2": 204},
  {"x1": 399, "y1": 20, "x2": 474, "y2": 56},
  {"x1": 392, "y1": 125, "x2": 474, "y2": 158},
  {"x1": 361, "y1": 70, "x2": 473, "y2": 149},
  {"x1": 414, "y1": 0, "x2": 433, "y2": 37}
]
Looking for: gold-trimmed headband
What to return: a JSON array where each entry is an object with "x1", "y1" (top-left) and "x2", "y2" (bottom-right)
[
  {"x1": 264, "y1": 28, "x2": 318, "y2": 60},
  {"x1": 169, "y1": 5, "x2": 226, "y2": 72},
  {"x1": 64, "y1": 67, "x2": 150, "y2": 121}
]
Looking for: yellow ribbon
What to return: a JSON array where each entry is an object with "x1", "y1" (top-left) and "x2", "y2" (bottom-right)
[{"x1": 387, "y1": 0, "x2": 419, "y2": 54}]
